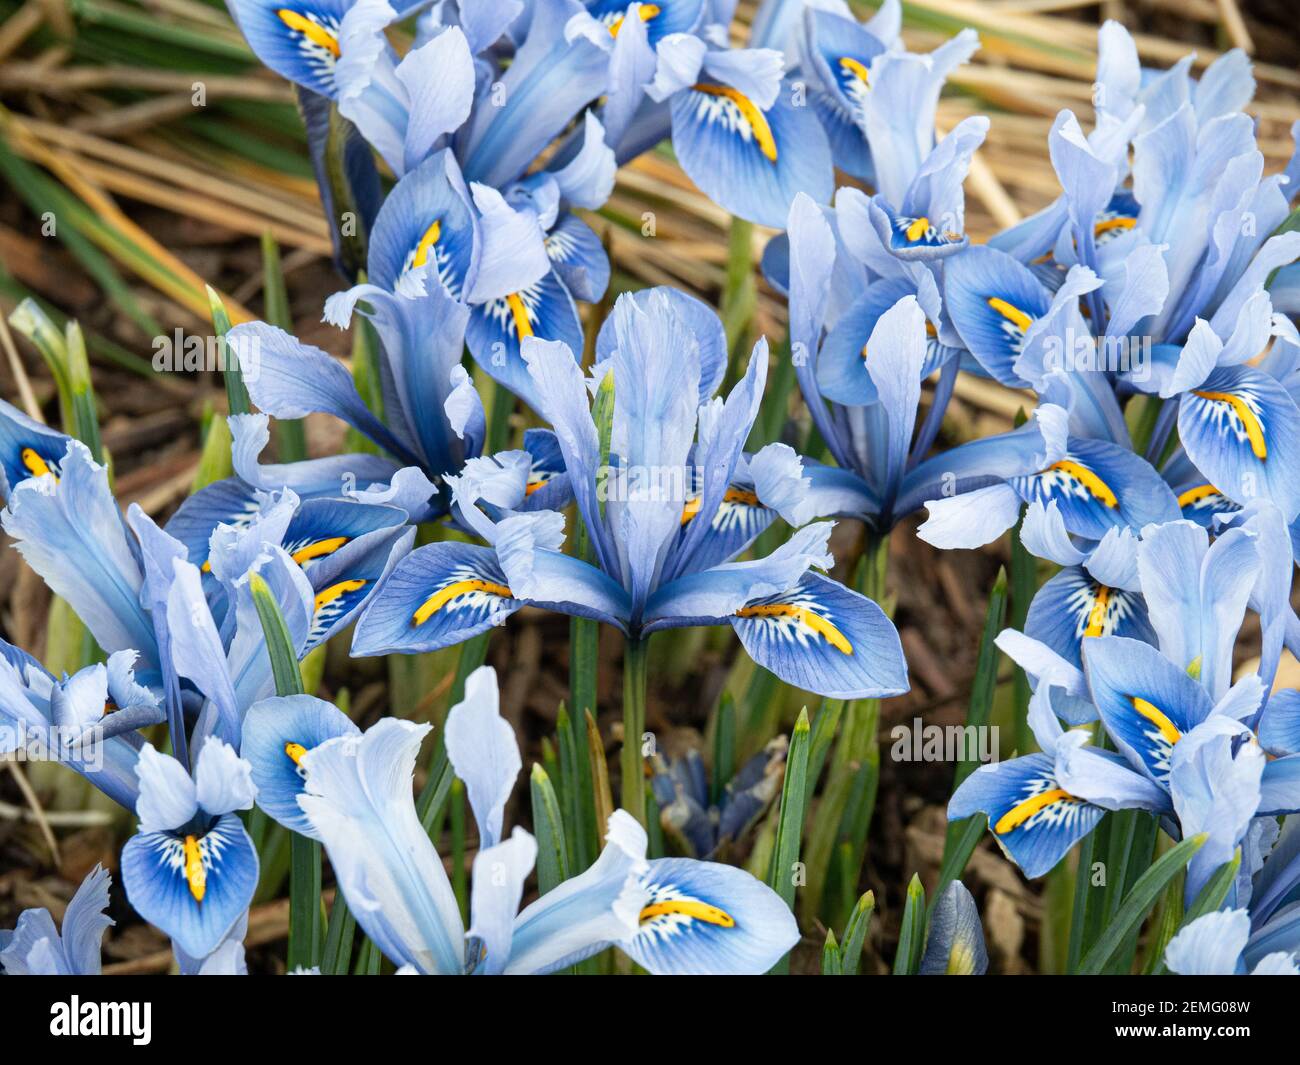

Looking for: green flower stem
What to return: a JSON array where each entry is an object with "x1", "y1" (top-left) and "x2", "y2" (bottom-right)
[{"x1": 620, "y1": 636, "x2": 650, "y2": 825}]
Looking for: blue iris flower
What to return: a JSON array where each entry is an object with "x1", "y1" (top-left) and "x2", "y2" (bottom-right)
[
  {"x1": 351, "y1": 285, "x2": 909, "y2": 700},
  {"x1": 242, "y1": 664, "x2": 799, "y2": 973},
  {"x1": 120, "y1": 738, "x2": 260, "y2": 961},
  {"x1": 955, "y1": 506, "x2": 1300, "y2": 902},
  {"x1": 776, "y1": 193, "x2": 1080, "y2": 549},
  {"x1": 0, "y1": 865, "x2": 113, "y2": 975}
]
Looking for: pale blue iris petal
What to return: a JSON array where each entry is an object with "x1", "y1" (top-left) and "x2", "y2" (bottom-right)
[
  {"x1": 299, "y1": 719, "x2": 465, "y2": 974},
  {"x1": 230, "y1": 322, "x2": 420, "y2": 465},
  {"x1": 546, "y1": 213, "x2": 610, "y2": 304},
  {"x1": 193, "y1": 737, "x2": 257, "y2": 818},
  {"x1": 1, "y1": 441, "x2": 155, "y2": 662},
  {"x1": 504, "y1": 810, "x2": 649, "y2": 975},
  {"x1": 135, "y1": 742, "x2": 199, "y2": 835},
  {"x1": 444, "y1": 666, "x2": 521, "y2": 851},
  {"x1": 1164, "y1": 909, "x2": 1251, "y2": 975},
  {"x1": 467, "y1": 827, "x2": 536, "y2": 975}
]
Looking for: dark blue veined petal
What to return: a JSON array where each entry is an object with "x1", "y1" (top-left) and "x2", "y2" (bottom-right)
[
  {"x1": 546, "y1": 213, "x2": 610, "y2": 303},
  {"x1": 670, "y1": 77, "x2": 833, "y2": 228},
  {"x1": 621, "y1": 857, "x2": 799, "y2": 975},
  {"x1": 517, "y1": 428, "x2": 573, "y2": 514},
  {"x1": 350, "y1": 541, "x2": 522, "y2": 656},
  {"x1": 0, "y1": 398, "x2": 72, "y2": 501},
  {"x1": 1178, "y1": 365, "x2": 1300, "y2": 523},
  {"x1": 873, "y1": 198, "x2": 969, "y2": 260},
  {"x1": 1173, "y1": 481, "x2": 1243, "y2": 528},
  {"x1": 120, "y1": 814, "x2": 258, "y2": 960},
  {"x1": 1025, "y1": 566, "x2": 1157, "y2": 671},
  {"x1": 162, "y1": 477, "x2": 264, "y2": 573},
  {"x1": 585, "y1": 0, "x2": 705, "y2": 45},
  {"x1": 366, "y1": 149, "x2": 476, "y2": 296},
  {"x1": 1082, "y1": 635, "x2": 1216, "y2": 787},
  {"x1": 241, "y1": 694, "x2": 360, "y2": 837},
  {"x1": 281, "y1": 498, "x2": 408, "y2": 574},
  {"x1": 731, "y1": 571, "x2": 908, "y2": 699},
  {"x1": 229, "y1": 0, "x2": 351, "y2": 97},
  {"x1": 816, "y1": 279, "x2": 951, "y2": 406},
  {"x1": 948, "y1": 752, "x2": 1104, "y2": 879},
  {"x1": 466, "y1": 270, "x2": 584, "y2": 413},
  {"x1": 798, "y1": 7, "x2": 885, "y2": 123},
  {"x1": 1009, "y1": 436, "x2": 1181, "y2": 542},
  {"x1": 943, "y1": 244, "x2": 1051, "y2": 387},
  {"x1": 302, "y1": 524, "x2": 413, "y2": 652},
  {"x1": 1093, "y1": 189, "x2": 1139, "y2": 247},
  {"x1": 670, "y1": 479, "x2": 777, "y2": 575}
]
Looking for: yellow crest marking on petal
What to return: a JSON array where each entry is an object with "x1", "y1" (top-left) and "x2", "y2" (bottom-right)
[
  {"x1": 639, "y1": 899, "x2": 735, "y2": 927},
  {"x1": 1094, "y1": 216, "x2": 1136, "y2": 237},
  {"x1": 285, "y1": 741, "x2": 308, "y2": 767},
  {"x1": 679, "y1": 487, "x2": 762, "y2": 526},
  {"x1": 505, "y1": 292, "x2": 534, "y2": 340},
  {"x1": 838, "y1": 56, "x2": 870, "y2": 85},
  {"x1": 692, "y1": 83, "x2": 778, "y2": 163},
  {"x1": 1083, "y1": 584, "x2": 1111, "y2": 638},
  {"x1": 734, "y1": 603, "x2": 853, "y2": 655},
  {"x1": 411, "y1": 219, "x2": 442, "y2": 269},
  {"x1": 1132, "y1": 696, "x2": 1181, "y2": 745},
  {"x1": 608, "y1": 3, "x2": 659, "y2": 36},
  {"x1": 1046, "y1": 459, "x2": 1119, "y2": 509},
  {"x1": 905, "y1": 217, "x2": 931, "y2": 242},
  {"x1": 994, "y1": 788, "x2": 1079, "y2": 834},
  {"x1": 1177, "y1": 484, "x2": 1223, "y2": 508},
  {"x1": 276, "y1": 9, "x2": 340, "y2": 56},
  {"x1": 201, "y1": 560, "x2": 212, "y2": 574},
  {"x1": 291, "y1": 536, "x2": 351, "y2": 566},
  {"x1": 314, "y1": 578, "x2": 367, "y2": 614},
  {"x1": 20, "y1": 447, "x2": 55, "y2": 480},
  {"x1": 1191, "y1": 389, "x2": 1268, "y2": 460},
  {"x1": 524, "y1": 478, "x2": 546, "y2": 496},
  {"x1": 183, "y1": 834, "x2": 207, "y2": 902},
  {"x1": 987, "y1": 296, "x2": 1033, "y2": 333},
  {"x1": 412, "y1": 578, "x2": 514, "y2": 625}
]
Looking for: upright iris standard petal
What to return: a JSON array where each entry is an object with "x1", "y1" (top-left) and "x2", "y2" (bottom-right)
[
  {"x1": 949, "y1": 752, "x2": 1104, "y2": 878},
  {"x1": 466, "y1": 827, "x2": 537, "y2": 976},
  {"x1": 444, "y1": 666, "x2": 521, "y2": 851},
  {"x1": 0, "y1": 865, "x2": 113, "y2": 975},
  {"x1": 670, "y1": 77, "x2": 833, "y2": 228},
  {"x1": 298, "y1": 719, "x2": 465, "y2": 974},
  {"x1": 121, "y1": 813, "x2": 259, "y2": 961},
  {"x1": 731, "y1": 572, "x2": 909, "y2": 700},
  {"x1": 1179, "y1": 365, "x2": 1300, "y2": 523},
  {"x1": 350, "y1": 542, "x2": 523, "y2": 655},
  {"x1": 621, "y1": 856, "x2": 799, "y2": 975},
  {"x1": 241, "y1": 694, "x2": 361, "y2": 836},
  {"x1": 1082, "y1": 635, "x2": 1215, "y2": 786}
]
